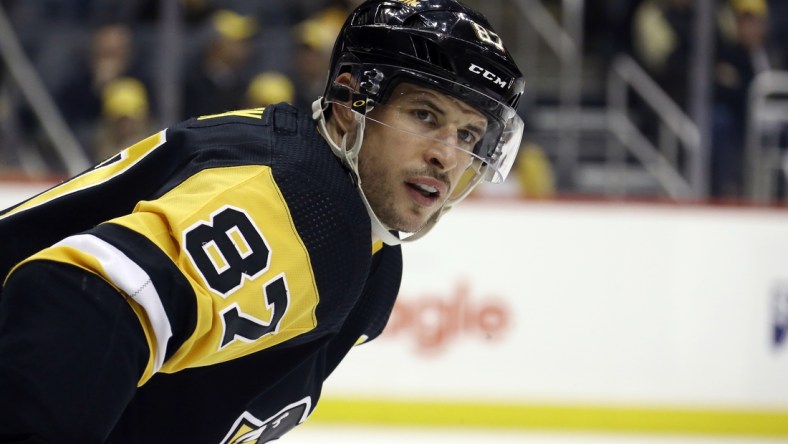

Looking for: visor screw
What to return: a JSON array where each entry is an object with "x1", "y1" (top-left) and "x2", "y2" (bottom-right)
[{"x1": 360, "y1": 69, "x2": 384, "y2": 95}]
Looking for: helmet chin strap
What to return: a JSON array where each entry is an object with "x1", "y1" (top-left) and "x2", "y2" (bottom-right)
[{"x1": 312, "y1": 98, "x2": 449, "y2": 246}]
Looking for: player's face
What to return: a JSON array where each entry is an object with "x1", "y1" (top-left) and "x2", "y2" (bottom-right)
[{"x1": 358, "y1": 83, "x2": 487, "y2": 233}]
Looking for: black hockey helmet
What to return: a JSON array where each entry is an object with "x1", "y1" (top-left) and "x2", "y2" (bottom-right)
[
  {"x1": 325, "y1": 0, "x2": 524, "y2": 109},
  {"x1": 320, "y1": 0, "x2": 526, "y2": 184}
]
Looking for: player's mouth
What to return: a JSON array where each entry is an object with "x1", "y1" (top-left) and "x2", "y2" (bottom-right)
[{"x1": 405, "y1": 177, "x2": 448, "y2": 207}]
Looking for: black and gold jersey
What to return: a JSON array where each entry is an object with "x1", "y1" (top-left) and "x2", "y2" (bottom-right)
[{"x1": 0, "y1": 104, "x2": 402, "y2": 443}]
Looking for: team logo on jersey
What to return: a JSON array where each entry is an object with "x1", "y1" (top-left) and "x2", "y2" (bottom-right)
[{"x1": 221, "y1": 397, "x2": 312, "y2": 444}]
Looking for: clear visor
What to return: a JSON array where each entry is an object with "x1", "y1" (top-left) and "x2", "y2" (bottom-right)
[{"x1": 326, "y1": 66, "x2": 524, "y2": 189}]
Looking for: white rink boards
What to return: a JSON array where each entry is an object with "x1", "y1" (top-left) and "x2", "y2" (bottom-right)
[{"x1": 316, "y1": 199, "x2": 788, "y2": 439}]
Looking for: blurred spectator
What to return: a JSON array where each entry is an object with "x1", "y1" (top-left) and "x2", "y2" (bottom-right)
[
  {"x1": 473, "y1": 142, "x2": 555, "y2": 199},
  {"x1": 51, "y1": 22, "x2": 150, "y2": 154},
  {"x1": 711, "y1": 0, "x2": 773, "y2": 198},
  {"x1": 312, "y1": 0, "x2": 364, "y2": 27},
  {"x1": 768, "y1": 0, "x2": 788, "y2": 67},
  {"x1": 90, "y1": 0, "x2": 158, "y2": 25},
  {"x1": 282, "y1": 1, "x2": 362, "y2": 97},
  {"x1": 290, "y1": 14, "x2": 343, "y2": 110},
  {"x1": 181, "y1": 9, "x2": 259, "y2": 118},
  {"x1": 284, "y1": 0, "x2": 363, "y2": 28},
  {"x1": 514, "y1": 143, "x2": 556, "y2": 199},
  {"x1": 92, "y1": 76, "x2": 155, "y2": 162},
  {"x1": 243, "y1": 71, "x2": 295, "y2": 108},
  {"x1": 585, "y1": 0, "x2": 644, "y2": 71},
  {"x1": 631, "y1": 0, "x2": 694, "y2": 109}
]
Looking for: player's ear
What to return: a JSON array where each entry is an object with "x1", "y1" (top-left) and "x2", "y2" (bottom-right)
[{"x1": 330, "y1": 72, "x2": 357, "y2": 134}]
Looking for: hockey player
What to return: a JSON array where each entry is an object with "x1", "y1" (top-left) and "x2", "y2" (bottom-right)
[{"x1": 0, "y1": 0, "x2": 524, "y2": 442}]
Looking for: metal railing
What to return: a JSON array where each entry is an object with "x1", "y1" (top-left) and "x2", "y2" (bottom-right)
[
  {"x1": 606, "y1": 54, "x2": 700, "y2": 199},
  {"x1": 0, "y1": 2, "x2": 184, "y2": 176},
  {"x1": 510, "y1": 0, "x2": 584, "y2": 186},
  {"x1": 504, "y1": 0, "x2": 700, "y2": 199},
  {"x1": 744, "y1": 70, "x2": 788, "y2": 203},
  {"x1": 0, "y1": 3, "x2": 90, "y2": 176}
]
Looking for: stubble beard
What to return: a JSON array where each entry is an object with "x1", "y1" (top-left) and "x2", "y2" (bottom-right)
[{"x1": 358, "y1": 158, "x2": 439, "y2": 234}]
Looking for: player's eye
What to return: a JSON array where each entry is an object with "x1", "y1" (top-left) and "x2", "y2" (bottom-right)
[
  {"x1": 411, "y1": 108, "x2": 437, "y2": 126},
  {"x1": 457, "y1": 128, "x2": 479, "y2": 147}
]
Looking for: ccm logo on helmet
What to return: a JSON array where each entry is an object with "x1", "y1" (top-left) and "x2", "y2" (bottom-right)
[{"x1": 469, "y1": 64, "x2": 508, "y2": 89}]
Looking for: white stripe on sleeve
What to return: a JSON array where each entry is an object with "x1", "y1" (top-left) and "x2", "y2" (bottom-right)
[{"x1": 55, "y1": 233, "x2": 173, "y2": 374}]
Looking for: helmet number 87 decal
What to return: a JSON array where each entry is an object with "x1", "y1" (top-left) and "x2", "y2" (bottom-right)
[
  {"x1": 184, "y1": 205, "x2": 290, "y2": 349},
  {"x1": 470, "y1": 21, "x2": 505, "y2": 53}
]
